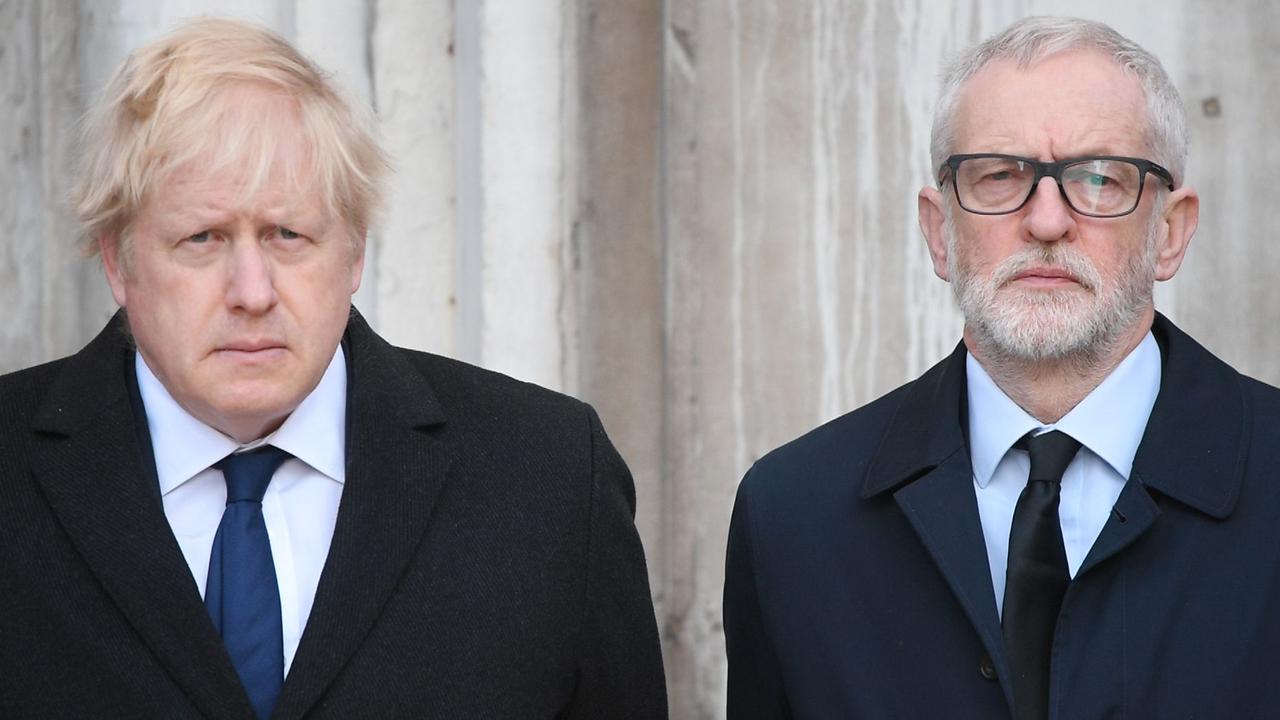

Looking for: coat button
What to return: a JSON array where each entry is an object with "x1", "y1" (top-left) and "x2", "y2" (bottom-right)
[{"x1": 979, "y1": 655, "x2": 997, "y2": 681}]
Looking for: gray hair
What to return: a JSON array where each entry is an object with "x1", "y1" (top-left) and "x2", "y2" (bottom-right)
[{"x1": 929, "y1": 16, "x2": 1188, "y2": 186}]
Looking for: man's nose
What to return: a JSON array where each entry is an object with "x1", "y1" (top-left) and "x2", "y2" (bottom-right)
[
  {"x1": 1022, "y1": 176, "x2": 1075, "y2": 243},
  {"x1": 224, "y1": 239, "x2": 278, "y2": 314}
]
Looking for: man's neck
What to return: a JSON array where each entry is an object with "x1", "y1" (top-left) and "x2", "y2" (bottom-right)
[{"x1": 964, "y1": 309, "x2": 1155, "y2": 424}]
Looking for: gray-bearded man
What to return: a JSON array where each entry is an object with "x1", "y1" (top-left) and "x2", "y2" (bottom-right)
[{"x1": 725, "y1": 15, "x2": 1280, "y2": 720}]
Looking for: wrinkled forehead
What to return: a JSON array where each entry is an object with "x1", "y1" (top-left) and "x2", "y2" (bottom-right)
[
  {"x1": 952, "y1": 50, "x2": 1150, "y2": 157},
  {"x1": 144, "y1": 160, "x2": 330, "y2": 228}
]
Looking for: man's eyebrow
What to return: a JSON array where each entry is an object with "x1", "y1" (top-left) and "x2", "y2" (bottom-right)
[{"x1": 1055, "y1": 146, "x2": 1129, "y2": 158}]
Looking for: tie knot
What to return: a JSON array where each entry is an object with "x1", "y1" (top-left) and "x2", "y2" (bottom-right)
[
  {"x1": 1017, "y1": 430, "x2": 1082, "y2": 484},
  {"x1": 215, "y1": 445, "x2": 292, "y2": 504}
]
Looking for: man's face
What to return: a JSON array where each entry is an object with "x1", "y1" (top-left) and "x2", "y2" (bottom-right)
[
  {"x1": 102, "y1": 88, "x2": 363, "y2": 442},
  {"x1": 921, "y1": 49, "x2": 1192, "y2": 362},
  {"x1": 944, "y1": 191, "x2": 1159, "y2": 361}
]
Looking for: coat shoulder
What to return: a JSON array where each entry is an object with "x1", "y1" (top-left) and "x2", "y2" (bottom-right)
[
  {"x1": 0, "y1": 357, "x2": 70, "y2": 432},
  {"x1": 738, "y1": 377, "x2": 915, "y2": 507},
  {"x1": 387, "y1": 346, "x2": 601, "y2": 456},
  {"x1": 1240, "y1": 372, "x2": 1280, "y2": 406},
  {"x1": 395, "y1": 346, "x2": 590, "y2": 421},
  {"x1": 1239, "y1": 372, "x2": 1280, "y2": 444}
]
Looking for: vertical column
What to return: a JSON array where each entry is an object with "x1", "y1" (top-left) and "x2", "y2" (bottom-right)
[
  {"x1": 454, "y1": 0, "x2": 483, "y2": 364},
  {"x1": 574, "y1": 0, "x2": 668, "y2": 689},
  {"x1": 0, "y1": 0, "x2": 45, "y2": 373},
  {"x1": 368, "y1": 0, "x2": 458, "y2": 354},
  {"x1": 662, "y1": 1, "x2": 727, "y2": 715},
  {"x1": 41, "y1": 0, "x2": 142, "y2": 357},
  {"x1": 475, "y1": 1, "x2": 575, "y2": 391}
]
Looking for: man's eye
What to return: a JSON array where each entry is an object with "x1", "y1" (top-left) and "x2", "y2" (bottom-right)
[
  {"x1": 179, "y1": 230, "x2": 216, "y2": 244},
  {"x1": 279, "y1": 227, "x2": 301, "y2": 240}
]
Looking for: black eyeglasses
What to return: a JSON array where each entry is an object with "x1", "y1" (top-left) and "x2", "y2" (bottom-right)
[{"x1": 938, "y1": 153, "x2": 1175, "y2": 218}]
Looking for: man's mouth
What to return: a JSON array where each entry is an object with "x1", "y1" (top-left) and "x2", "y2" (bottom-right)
[
  {"x1": 1007, "y1": 266, "x2": 1084, "y2": 288},
  {"x1": 215, "y1": 341, "x2": 287, "y2": 355},
  {"x1": 1013, "y1": 265, "x2": 1075, "y2": 281}
]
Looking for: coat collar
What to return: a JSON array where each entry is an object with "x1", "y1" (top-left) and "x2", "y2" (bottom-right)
[
  {"x1": 32, "y1": 313, "x2": 134, "y2": 436},
  {"x1": 861, "y1": 313, "x2": 1247, "y2": 520},
  {"x1": 855, "y1": 338, "x2": 1012, "y2": 700},
  {"x1": 861, "y1": 339, "x2": 969, "y2": 499},
  {"x1": 1132, "y1": 314, "x2": 1247, "y2": 519},
  {"x1": 274, "y1": 308, "x2": 451, "y2": 720}
]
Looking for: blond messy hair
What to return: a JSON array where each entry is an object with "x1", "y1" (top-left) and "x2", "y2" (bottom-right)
[{"x1": 71, "y1": 17, "x2": 389, "y2": 259}]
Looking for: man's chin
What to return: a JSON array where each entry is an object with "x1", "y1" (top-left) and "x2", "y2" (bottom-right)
[
  {"x1": 197, "y1": 381, "x2": 305, "y2": 440},
  {"x1": 970, "y1": 302, "x2": 1106, "y2": 361}
]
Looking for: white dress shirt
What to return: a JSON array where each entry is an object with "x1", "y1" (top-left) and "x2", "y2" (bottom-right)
[
  {"x1": 136, "y1": 348, "x2": 347, "y2": 677},
  {"x1": 967, "y1": 332, "x2": 1161, "y2": 617}
]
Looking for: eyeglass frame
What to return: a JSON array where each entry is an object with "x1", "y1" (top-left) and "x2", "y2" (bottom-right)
[{"x1": 937, "y1": 153, "x2": 1176, "y2": 218}]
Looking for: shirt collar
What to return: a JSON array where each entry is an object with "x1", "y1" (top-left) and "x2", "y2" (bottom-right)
[
  {"x1": 966, "y1": 331, "x2": 1161, "y2": 487},
  {"x1": 137, "y1": 346, "x2": 348, "y2": 496}
]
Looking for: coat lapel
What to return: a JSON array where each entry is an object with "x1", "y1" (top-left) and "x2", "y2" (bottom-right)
[
  {"x1": 29, "y1": 317, "x2": 254, "y2": 720},
  {"x1": 275, "y1": 311, "x2": 451, "y2": 720},
  {"x1": 1132, "y1": 314, "x2": 1247, "y2": 518},
  {"x1": 861, "y1": 342, "x2": 1013, "y2": 707},
  {"x1": 1078, "y1": 314, "x2": 1247, "y2": 576}
]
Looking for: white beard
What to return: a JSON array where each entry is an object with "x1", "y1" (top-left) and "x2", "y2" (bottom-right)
[{"x1": 946, "y1": 212, "x2": 1158, "y2": 361}]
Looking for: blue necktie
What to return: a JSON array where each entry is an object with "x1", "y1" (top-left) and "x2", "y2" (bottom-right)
[{"x1": 206, "y1": 445, "x2": 290, "y2": 720}]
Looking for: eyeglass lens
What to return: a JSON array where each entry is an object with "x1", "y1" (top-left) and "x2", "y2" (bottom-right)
[{"x1": 955, "y1": 157, "x2": 1143, "y2": 216}]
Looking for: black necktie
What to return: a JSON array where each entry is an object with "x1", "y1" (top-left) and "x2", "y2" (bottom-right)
[
  {"x1": 205, "y1": 445, "x2": 291, "y2": 720},
  {"x1": 1003, "y1": 430, "x2": 1081, "y2": 720}
]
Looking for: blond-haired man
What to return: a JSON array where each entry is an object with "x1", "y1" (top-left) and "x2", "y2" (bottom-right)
[
  {"x1": 726, "y1": 16, "x2": 1280, "y2": 719},
  {"x1": 0, "y1": 18, "x2": 665, "y2": 719}
]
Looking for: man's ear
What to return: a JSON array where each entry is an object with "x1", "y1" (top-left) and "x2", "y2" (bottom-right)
[
  {"x1": 349, "y1": 231, "x2": 367, "y2": 295},
  {"x1": 99, "y1": 235, "x2": 129, "y2": 307},
  {"x1": 1154, "y1": 185, "x2": 1199, "y2": 282},
  {"x1": 919, "y1": 186, "x2": 951, "y2": 281}
]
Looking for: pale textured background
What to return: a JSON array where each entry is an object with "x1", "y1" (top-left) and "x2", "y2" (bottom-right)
[{"x1": 2, "y1": 1, "x2": 1277, "y2": 717}]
